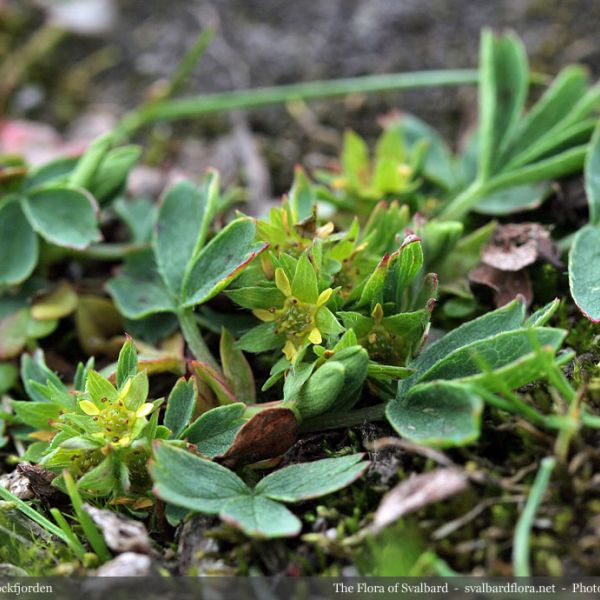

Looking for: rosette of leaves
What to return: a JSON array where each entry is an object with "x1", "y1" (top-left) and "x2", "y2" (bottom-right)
[
  {"x1": 12, "y1": 339, "x2": 167, "y2": 500},
  {"x1": 150, "y1": 441, "x2": 369, "y2": 538},
  {"x1": 314, "y1": 124, "x2": 423, "y2": 215},
  {"x1": 0, "y1": 134, "x2": 140, "y2": 287},
  {"x1": 386, "y1": 298, "x2": 571, "y2": 447},
  {"x1": 107, "y1": 171, "x2": 268, "y2": 368},
  {"x1": 438, "y1": 29, "x2": 600, "y2": 219}
]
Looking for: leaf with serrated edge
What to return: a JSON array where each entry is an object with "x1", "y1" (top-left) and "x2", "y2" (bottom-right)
[
  {"x1": 256, "y1": 453, "x2": 368, "y2": 502},
  {"x1": 387, "y1": 381, "x2": 483, "y2": 448},
  {"x1": 569, "y1": 224, "x2": 600, "y2": 322},
  {"x1": 150, "y1": 442, "x2": 249, "y2": 514},
  {"x1": 154, "y1": 178, "x2": 216, "y2": 295},
  {"x1": 220, "y1": 495, "x2": 301, "y2": 538},
  {"x1": 0, "y1": 198, "x2": 38, "y2": 285},
  {"x1": 183, "y1": 403, "x2": 246, "y2": 457},
  {"x1": 182, "y1": 219, "x2": 268, "y2": 307},
  {"x1": 410, "y1": 298, "x2": 526, "y2": 374},
  {"x1": 165, "y1": 378, "x2": 197, "y2": 439},
  {"x1": 23, "y1": 186, "x2": 101, "y2": 250}
]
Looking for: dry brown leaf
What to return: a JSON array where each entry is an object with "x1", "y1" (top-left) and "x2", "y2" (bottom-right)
[
  {"x1": 481, "y1": 223, "x2": 561, "y2": 272},
  {"x1": 469, "y1": 264, "x2": 533, "y2": 307},
  {"x1": 372, "y1": 468, "x2": 468, "y2": 533},
  {"x1": 216, "y1": 407, "x2": 299, "y2": 469},
  {"x1": 16, "y1": 464, "x2": 60, "y2": 503}
]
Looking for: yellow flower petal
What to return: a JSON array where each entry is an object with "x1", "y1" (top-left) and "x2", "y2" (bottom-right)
[
  {"x1": 79, "y1": 400, "x2": 100, "y2": 416},
  {"x1": 317, "y1": 288, "x2": 333, "y2": 306},
  {"x1": 136, "y1": 403, "x2": 154, "y2": 418},
  {"x1": 308, "y1": 327, "x2": 322, "y2": 345},
  {"x1": 253, "y1": 309, "x2": 277, "y2": 322},
  {"x1": 275, "y1": 268, "x2": 292, "y2": 297},
  {"x1": 283, "y1": 340, "x2": 298, "y2": 362}
]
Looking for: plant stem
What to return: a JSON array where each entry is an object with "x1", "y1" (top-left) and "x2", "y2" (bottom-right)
[
  {"x1": 75, "y1": 242, "x2": 149, "y2": 261},
  {"x1": 114, "y1": 69, "x2": 479, "y2": 138},
  {"x1": 438, "y1": 180, "x2": 486, "y2": 221},
  {"x1": 300, "y1": 403, "x2": 387, "y2": 433},
  {"x1": 512, "y1": 456, "x2": 556, "y2": 577},
  {"x1": 177, "y1": 307, "x2": 219, "y2": 370}
]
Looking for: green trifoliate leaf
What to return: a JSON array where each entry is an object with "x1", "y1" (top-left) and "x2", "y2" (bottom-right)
[
  {"x1": 22, "y1": 186, "x2": 101, "y2": 250},
  {"x1": 183, "y1": 403, "x2": 246, "y2": 458},
  {"x1": 387, "y1": 381, "x2": 483, "y2": 448},
  {"x1": 154, "y1": 175, "x2": 218, "y2": 295},
  {"x1": 181, "y1": 219, "x2": 267, "y2": 308},
  {"x1": 0, "y1": 198, "x2": 38, "y2": 285},
  {"x1": 220, "y1": 495, "x2": 301, "y2": 538},
  {"x1": 256, "y1": 453, "x2": 368, "y2": 502},
  {"x1": 150, "y1": 442, "x2": 250, "y2": 513},
  {"x1": 164, "y1": 377, "x2": 197, "y2": 439}
]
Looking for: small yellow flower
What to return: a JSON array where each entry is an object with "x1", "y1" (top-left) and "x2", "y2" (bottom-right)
[{"x1": 254, "y1": 267, "x2": 334, "y2": 362}]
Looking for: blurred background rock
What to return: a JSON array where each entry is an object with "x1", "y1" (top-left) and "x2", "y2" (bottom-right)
[{"x1": 2, "y1": 0, "x2": 600, "y2": 205}]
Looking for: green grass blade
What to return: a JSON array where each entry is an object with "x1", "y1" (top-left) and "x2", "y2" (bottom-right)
[
  {"x1": 50, "y1": 508, "x2": 86, "y2": 559},
  {"x1": 63, "y1": 470, "x2": 111, "y2": 563},
  {"x1": 512, "y1": 456, "x2": 556, "y2": 576},
  {"x1": 0, "y1": 485, "x2": 73, "y2": 548},
  {"x1": 116, "y1": 69, "x2": 479, "y2": 137}
]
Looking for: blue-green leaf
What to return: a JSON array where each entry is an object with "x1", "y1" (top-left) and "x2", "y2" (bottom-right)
[{"x1": 387, "y1": 381, "x2": 483, "y2": 448}]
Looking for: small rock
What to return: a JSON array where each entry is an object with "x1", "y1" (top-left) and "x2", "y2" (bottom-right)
[
  {"x1": 95, "y1": 552, "x2": 152, "y2": 577},
  {"x1": 0, "y1": 470, "x2": 33, "y2": 500},
  {"x1": 84, "y1": 505, "x2": 152, "y2": 554}
]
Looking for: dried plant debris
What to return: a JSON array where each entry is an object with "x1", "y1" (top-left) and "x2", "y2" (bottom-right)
[
  {"x1": 470, "y1": 223, "x2": 561, "y2": 307},
  {"x1": 372, "y1": 468, "x2": 469, "y2": 533}
]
